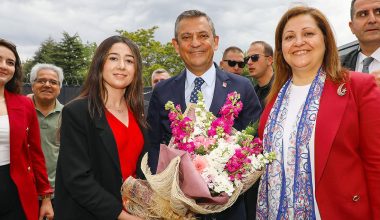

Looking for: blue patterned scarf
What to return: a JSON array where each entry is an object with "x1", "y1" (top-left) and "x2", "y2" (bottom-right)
[{"x1": 257, "y1": 69, "x2": 326, "y2": 220}]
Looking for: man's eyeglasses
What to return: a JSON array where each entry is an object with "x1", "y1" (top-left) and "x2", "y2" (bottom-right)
[
  {"x1": 244, "y1": 54, "x2": 269, "y2": 63},
  {"x1": 34, "y1": 78, "x2": 59, "y2": 86},
  {"x1": 223, "y1": 60, "x2": 246, "y2": 68}
]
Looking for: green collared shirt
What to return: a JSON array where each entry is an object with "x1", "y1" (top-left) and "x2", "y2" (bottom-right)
[{"x1": 35, "y1": 99, "x2": 63, "y2": 190}]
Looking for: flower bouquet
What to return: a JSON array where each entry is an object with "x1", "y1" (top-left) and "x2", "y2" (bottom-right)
[{"x1": 121, "y1": 92, "x2": 275, "y2": 219}]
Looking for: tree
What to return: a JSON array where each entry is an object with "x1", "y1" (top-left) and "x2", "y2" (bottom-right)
[
  {"x1": 22, "y1": 32, "x2": 96, "y2": 86},
  {"x1": 23, "y1": 37, "x2": 58, "y2": 83},
  {"x1": 52, "y1": 32, "x2": 95, "y2": 86},
  {"x1": 117, "y1": 26, "x2": 184, "y2": 86}
]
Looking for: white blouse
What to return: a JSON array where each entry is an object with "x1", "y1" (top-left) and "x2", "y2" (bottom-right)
[
  {"x1": 0, "y1": 115, "x2": 10, "y2": 166},
  {"x1": 283, "y1": 83, "x2": 321, "y2": 220}
]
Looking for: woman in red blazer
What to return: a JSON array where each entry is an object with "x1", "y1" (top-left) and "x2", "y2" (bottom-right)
[
  {"x1": 256, "y1": 6, "x2": 380, "y2": 220},
  {"x1": 0, "y1": 39, "x2": 53, "y2": 220}
]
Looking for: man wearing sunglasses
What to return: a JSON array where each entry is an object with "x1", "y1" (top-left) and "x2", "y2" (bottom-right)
[
  {"x1": 244, "y1": 41, "x2": 274, "y2": 220},
  {"x1": 219, "y1": 46, "x2": 245, "y2": 75},
  {"x1": 246, "y1": 41, "x2": 274, "y2": 109}
]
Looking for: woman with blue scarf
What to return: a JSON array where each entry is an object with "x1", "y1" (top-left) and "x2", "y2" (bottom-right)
[{"x1": 256, "y1": 6, "x2": 380, "y2": 220}]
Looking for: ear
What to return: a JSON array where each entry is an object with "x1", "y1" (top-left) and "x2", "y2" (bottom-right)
[
  {"x1": 348, "y1": 21, "x2": 355, "y2": 34},
  {"x1": 172, "y1": 38, "x2": 180, "y2": 54},
  {"x1": 267, "y1": 56, "x2": 274, "y2": 66},
  {"x1": 213, "y1": 35, "x2": 219, "y2": 51}
]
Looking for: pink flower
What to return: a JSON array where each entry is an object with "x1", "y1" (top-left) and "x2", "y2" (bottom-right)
[
  {"x1": 193, "y1": 155, "x2": 208, "y2": 173},
  {"x1": 177, "y1": 142, "x2": 195, "y2": 153},
  {"x1": 204, "y1": 137, "x2": 216, "y2": 147},
  {"x1": 194, "y1": 136, "x2": 206, "y2": 148},
  {"x1": 225, "y1": 135, "x2": 235, "y2": 144}
]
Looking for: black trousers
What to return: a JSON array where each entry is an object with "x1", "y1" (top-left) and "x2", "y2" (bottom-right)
[
  {"x1": 0, "y1": 164, "x2": 27, "y2": 220},
  {"x1": 244, "y1": 180, "x2": 260, "y2": 220},
  {"x1": 198, "y1": 196, "x2": 246, "y2": 220}
]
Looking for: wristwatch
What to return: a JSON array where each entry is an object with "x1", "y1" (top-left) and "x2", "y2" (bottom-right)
[{"x1": 40, "y1": 194, "x2": 52, "y2": 200}]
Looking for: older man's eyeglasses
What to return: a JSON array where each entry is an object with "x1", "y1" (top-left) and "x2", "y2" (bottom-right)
[
  {"x1": 223, "y1": 60, "x2": 246, "y2": 68},
  {"x1": 244, "y1": 54, "x2": 269, "y2": 63},
  {"x1": 34, "y1": 78, "x2": 59, "y2": 86}
]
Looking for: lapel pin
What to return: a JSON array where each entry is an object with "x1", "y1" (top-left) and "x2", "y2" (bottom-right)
[
  {"x1": 337, "y1": 83, "x2": 347, "y2": 96},
  {"x1": 222, "y1": 82, "x2": 227, "y2": 88}
]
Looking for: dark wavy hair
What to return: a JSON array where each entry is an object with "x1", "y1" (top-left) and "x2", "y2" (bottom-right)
[
  {"x1": 0, "y1": 39, "x2": 23, "y2": 94},
  {"x1": 79, "y1": 35, "x2": 146, "y2": 127}
]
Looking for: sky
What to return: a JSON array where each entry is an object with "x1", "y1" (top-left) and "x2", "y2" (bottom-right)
[{"x1": 0, "y1": 0, "x2": 357, "y2": 64}]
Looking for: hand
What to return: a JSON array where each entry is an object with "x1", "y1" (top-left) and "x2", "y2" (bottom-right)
[
  {"x1": 39, "y1": 198, "x2": 54, "y2": 220},
  {"x1": 26, "y1": 93, "x2": 34, "y2": 99},
  {"x1": 118, "y1": 210, "x2": 143, "y2": 220},
  {"x1": 370, "y1": 70, "x2": 380, "y2": 87}
]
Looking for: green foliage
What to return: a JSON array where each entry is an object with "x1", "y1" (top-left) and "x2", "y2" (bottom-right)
[
  {"x1": 242, "y1": 121, "x2": 259, "y2": 136},
  {"x1": 22, "y1": 32, "x2": 96, "y2": 86},
  {"x1": 23, "y1": 37, "x2": 58, "y2": 83},
  {"x1": 23, "y1": 27, "x2": 183, "y2": 87},
  {"x1": 117, "y1": 26, "x2": 184, "y2": 86}
]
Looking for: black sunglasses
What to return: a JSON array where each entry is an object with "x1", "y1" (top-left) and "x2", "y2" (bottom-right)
[
  {"x1": 244, "y1": 54, "x2": 269, "y2": 63},
  {"x1": 223, "y1": 60, "x2": 246, "y2": 68}
]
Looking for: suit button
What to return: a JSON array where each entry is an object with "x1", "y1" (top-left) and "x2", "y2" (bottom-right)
[
  {"x1": 27, "y1": 166, "x2": 31, "y2": 172},
  {"x1": 352, "y1": 195, "x2": 360, "y2": 202}
]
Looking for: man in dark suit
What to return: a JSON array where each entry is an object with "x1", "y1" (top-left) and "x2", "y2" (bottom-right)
[
  {"x1": 341, "y1": 0, "x2": 380, "y2": 86},
  {"x1": 147, "y1": 9, "x2": 262, "y2": 220}
]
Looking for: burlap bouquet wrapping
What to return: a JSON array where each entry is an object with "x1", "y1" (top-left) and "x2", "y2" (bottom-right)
[
  {"x1": 121, "y1": 104, "x2": 264, "y2": 219},
  {"x1": 121, "y1": 153, "x2": 263, "y2": 219}
]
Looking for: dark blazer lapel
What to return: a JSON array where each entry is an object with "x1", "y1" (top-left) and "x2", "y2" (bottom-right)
[
  {"x1": 209, "y1": 67, "x2": 230, "y2": 116},
  {"x1": 5, "y1": 90, "x2": 24, "y2": 158},
  {"x1": 315, "y1": 80, "x2": 349, "y2": 185},
  {"x1": 174, "y1": 69, "x2": 187, "y2": 113},
  {"x1": 94, "y1": 112, "x2": 121, "y2": 174},
  {"x1": 341, "y1": 48, "x2": 359, "y2": 71}
]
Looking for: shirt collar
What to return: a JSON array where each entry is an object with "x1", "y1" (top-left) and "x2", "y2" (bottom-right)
[
  {"x1": 33, "y1": 95, "x2": 63, "y2": 114},
  {"x1": 54, "y1": 99, "x2": 64, "y2": 112},
  {"x1": 358, "y1": 47, "x2": 380, "y2": 63},
  {"x1": 185, "y1": 64, "x2": 216, "y2": 86},
  {"x1": 256, "y1": 74, "x2": 274, "y2": 89}
]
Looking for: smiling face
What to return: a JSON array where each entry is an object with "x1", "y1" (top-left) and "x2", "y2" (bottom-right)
[
  {"x1": 281, "y1": 14, "x2": 325, "y2": 80},
  {"x1": 349, "y1": 0, "x2": 380, "y2": 48},
  {"x1": 172, "y1": 16, "x2": 219, "y2": 76},
  {"x1": 102, "y1": 42, "x2": 136, "y2": 92},
  {"x1": 32, "y1": 68, "x2": 61, "y2": 104},
  {"x1": 0, "y1": 46, "x2": 16, "y2": 87}
]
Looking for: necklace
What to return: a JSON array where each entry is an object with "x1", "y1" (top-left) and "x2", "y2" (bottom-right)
[
  {"x1": 106, "y1": 106, "x2": 127, "y2": 113},
  {"x1": 105, "y1": 99, "x2": 127, "y2": 114}
]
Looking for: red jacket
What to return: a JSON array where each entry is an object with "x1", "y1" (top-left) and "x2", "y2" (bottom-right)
[
  {"x1": 259, "y1": 72, "x2": 380, "y2": 220},
  {"x1": 5, "y1": 90, "x2": 53, "y2": 220}
]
